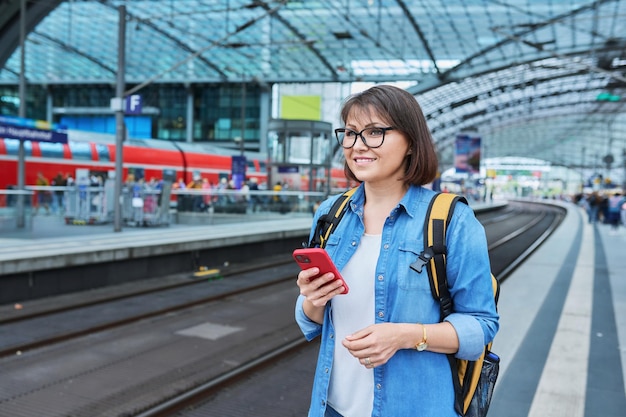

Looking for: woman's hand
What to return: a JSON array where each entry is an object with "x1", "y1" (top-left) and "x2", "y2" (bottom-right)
[
  {"x1": 297, "y1": 267, "x2": 346, "y2": 323},
  {"x1": 343, "y1": 322, "x2": 459, "y2": 368},
  {"x1": 342, "y1": 323, "x2": 405, "y2": 368}
]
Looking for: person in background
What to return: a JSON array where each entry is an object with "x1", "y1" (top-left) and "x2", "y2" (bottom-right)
[
  {"x1": 173, "y1": 177, "x2": 186, "y2": 190},
  {"x1": 586, "y1": 191, "x2": 600, "y2": 224},
  {"x1": 295, "y1": 85, "x2": 499, "y2": 417},
  {"x1": 51, "y1": 172, "x2": 66, "y2": 214},
  {"x1": 33, "y1": 172, "x2": 51, "y2": 215},
  {"x1": 607, "y1": 192, "x2": 625, "y2": 233},
  {"x1": 65, "y1": 173, "x2": 75, "y2": 187},
  {"x1": 248, "y1": 177, "x2": 260, "y2": 212},
  {"x1": 201, "y1": 178, "x2": 213, "y2": 208},
  {"x1": 187, "y1": 175, "x2": 204, "y2": 212}
]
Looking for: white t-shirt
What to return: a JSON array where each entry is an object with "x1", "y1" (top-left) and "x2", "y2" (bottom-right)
[{"x1": 327, "y1": 233, "x2": 381, "y2": 417}]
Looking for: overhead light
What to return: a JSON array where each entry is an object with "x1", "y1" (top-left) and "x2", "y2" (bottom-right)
[
  {"x1": 333, "y1": 31, "x2": 353, "y2": 40},
  {"x1": 225, "y1": 42, "x2": 249, "y2": 48}
]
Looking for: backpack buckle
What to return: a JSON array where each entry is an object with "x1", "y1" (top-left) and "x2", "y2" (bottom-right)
[{"x1": 410, "y1": 248, "x2": 434, "y2": 273}]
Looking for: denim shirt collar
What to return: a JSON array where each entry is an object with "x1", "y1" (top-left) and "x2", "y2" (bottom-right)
[{"x1": 348, "y1": 183, "x2": 427, "y2": 220}]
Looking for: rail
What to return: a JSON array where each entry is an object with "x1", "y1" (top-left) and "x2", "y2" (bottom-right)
[{"x1": 0, "y1": 186, "x2": 329, "y2": 228}]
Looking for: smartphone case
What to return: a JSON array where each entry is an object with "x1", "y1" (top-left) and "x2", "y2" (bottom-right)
[{"x1": 293, "y1": 248, "x2": 349, "y2": 294}]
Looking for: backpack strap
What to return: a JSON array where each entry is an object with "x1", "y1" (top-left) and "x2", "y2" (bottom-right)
[
  {"x1": 415, "y1": 193, "x2": 470, "y2": 415},
  {"x1": 428, "y1": 193, "x2": 467, "y2": 319},
  {"x1": 308, "y1": 187, "x2": 357, "y2": 249},
  {"x1": 411, "y1": 192, "x2": 467, "y2": 319}
]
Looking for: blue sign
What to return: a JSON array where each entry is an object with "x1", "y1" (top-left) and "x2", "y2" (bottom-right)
[
  {"x1": 278, "y1": 166, "x2": 299, "y2": 173},
  {"x1": 231, "y1": 155, "x2": 247, "y2": 189},
  {"x1": 125, "y1": 95, "x2": 142, "y2": 114},
  {"x1": 0, "y1": 115, "x2": 68, "y2": 144},
  {"x1": 454, "y1": 133, "x2": 481, "y2": 174}
]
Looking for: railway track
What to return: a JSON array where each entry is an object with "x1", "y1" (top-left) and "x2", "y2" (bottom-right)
[
  {"x1": 0, "y1": 201, "x2": 564, "y2": 417},
  {"x1": 0, "y1": 257, "x2": 298, "y2": 358}
]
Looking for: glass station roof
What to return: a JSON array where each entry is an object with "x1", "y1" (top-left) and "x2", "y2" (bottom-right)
[{"x1": 0, "y1": 0, "x2": 625, "y2": 183}]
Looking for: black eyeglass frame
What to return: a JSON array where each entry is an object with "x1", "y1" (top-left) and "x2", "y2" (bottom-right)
[{"x1": 334, "y1": 127, "x2": 395, "y2": 149}]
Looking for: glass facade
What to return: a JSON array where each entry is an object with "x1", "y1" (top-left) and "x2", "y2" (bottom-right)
[
  {"x1": 1, "y1": 83, "x2": 261, "y2": 147},
  {"x1": 0, "y1": 0, "x2": 624, "y2": 180},
  {"x1": 148, "y1": 85, "x2": 187, "y2": 141},
  {"x1": 1, "y1": 85, "x2": 48, "y2": 121},
  {"x1": 196, "y1": 84, "x2": 261, "y2": 143},
  {"x1": 52, "y1": 85, "x2": 113, "y2": 108}
]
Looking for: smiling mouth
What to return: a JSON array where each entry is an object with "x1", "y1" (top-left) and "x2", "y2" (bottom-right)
[{"x1": 354, "y1": 157, "x2": 376, "y2": 163}]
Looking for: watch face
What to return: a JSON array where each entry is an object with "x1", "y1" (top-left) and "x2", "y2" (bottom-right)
[{"x1": 417, "y1": 342, "x2": 427, "y2": 351}]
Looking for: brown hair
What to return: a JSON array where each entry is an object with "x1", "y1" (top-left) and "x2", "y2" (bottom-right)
[{"x1": 339, "y1": 85, "x2": 438, "y2": 185}]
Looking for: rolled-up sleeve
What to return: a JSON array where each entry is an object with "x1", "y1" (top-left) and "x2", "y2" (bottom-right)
[
  {"x1": 446, "y1": 313, "x2": 486, "y2": 360},
  {"x1": 445, "y1": 203, "x2": 500, "y2": 360},
  {"x1": 295, "y1": 294, "x2": 323, "y2": 341}
]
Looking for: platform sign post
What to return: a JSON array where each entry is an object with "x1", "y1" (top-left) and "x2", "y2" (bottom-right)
[
  {"x1": 1, "y1": 115, "x2": 68, "y2": 228},
  {"x1": 112, "y1": 5, "x2": 127, "y2": 232}
]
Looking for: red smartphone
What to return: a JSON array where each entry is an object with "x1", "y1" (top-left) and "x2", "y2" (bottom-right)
[{"x1": 292, "y1": 248, "x2": 349, "y2": 294}]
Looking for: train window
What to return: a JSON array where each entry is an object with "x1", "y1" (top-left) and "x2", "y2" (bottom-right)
[
  {"x1": 258, "y1": 160, "x2": 267, "y2": 173},
  {"x1": 128, "y1": 167, "x2": 145, "y2": 181},
  {"x1": 95, "y1": 144, "x2": 110, "y2": 161},
  {"x1": 3, "y1": 138, "x2": 32, "y2": 155},
  {"x1": 39, "y1": 142, "x2": 65, "y2": 158},
  {"x1": 69, "y1": 142, "x2": 92, "y2": 160},
  {"x1": 162, "y1": 169, "x2": 176, "y2": 182},
  {"x1": 247, "y1": 159, "x2": 257, "y2": 173}
]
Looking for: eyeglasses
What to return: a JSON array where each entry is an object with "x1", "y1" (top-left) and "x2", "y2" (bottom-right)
[{"x1": 334, "y1": 127, "x2": 395, "y2": 149}]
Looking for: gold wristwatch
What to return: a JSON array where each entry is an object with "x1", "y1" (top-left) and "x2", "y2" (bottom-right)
[{"x1": 415, "y1": 323, "x2": 428, "y2": 351}]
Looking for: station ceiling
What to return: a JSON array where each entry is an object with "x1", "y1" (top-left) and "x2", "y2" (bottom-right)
[{"x1": 0, "y1": 0, "x2": 625, "y2": 183}]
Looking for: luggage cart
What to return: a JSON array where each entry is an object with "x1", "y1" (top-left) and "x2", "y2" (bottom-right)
[
  {"x1": 123, "y1": 181, "x2": 171, "y2": 227},
  {"x1": 64, "y1": 184, "x2": 111, "y2": 225}
]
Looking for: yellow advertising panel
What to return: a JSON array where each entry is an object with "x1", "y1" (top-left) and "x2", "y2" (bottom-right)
[{"x1": 281, "y1": 95, "x2": 321, "y2": 120}]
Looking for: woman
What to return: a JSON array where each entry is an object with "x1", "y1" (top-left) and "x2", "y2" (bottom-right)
[{"x1": 295, "y1": 85, "x2": 499, "y2": 417}]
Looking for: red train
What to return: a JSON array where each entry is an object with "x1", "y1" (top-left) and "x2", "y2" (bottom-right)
[{"x1": 0, "y1": 130, "x2": 348, "y2": 192}]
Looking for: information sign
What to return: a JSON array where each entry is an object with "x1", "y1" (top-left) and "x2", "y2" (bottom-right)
[{"x1": 0, "y1": 115, "x2": 68, "y2": 144}]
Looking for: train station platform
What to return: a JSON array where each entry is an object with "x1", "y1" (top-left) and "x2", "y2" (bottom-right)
[
  {"x1": 0, "y1": 210, "x2": 317, "y2": 304},
  {"x1": 490, "y1": 203, "x2": 626, "y2": 417},
  {"x1": 0, "y1": 212, "x2": 314, "y2": 275},
  {"x1": 0, "y1": 198, "x2": 624, "y2": 416}
]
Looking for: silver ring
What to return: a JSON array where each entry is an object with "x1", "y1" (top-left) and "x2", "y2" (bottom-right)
[{"x1": 365, "y1": 357, "x2": 371, "y2": 366}]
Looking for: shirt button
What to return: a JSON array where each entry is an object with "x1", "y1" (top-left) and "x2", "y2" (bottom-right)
[
  {"x1": 330, "y1": 333, "x2": 334, "y2": 339},
  {"x1": 324, "y1": 368, "x2": 329, "y2": 374},
  {"x1": 376, "y1": 384, "x2": 382, "y2": 390},
  {"x1": 378, "y1": 311, "x2": 384, "y2": 318},
  {"x1": 383, "y1": 244, "x2": 389, "y2": 250},
  {"x1": 377, "y1": 275, "x2": 383, "y2": 281},
  {"x1": 351, "y1": 241, "x2": 357, "y2": 246}
]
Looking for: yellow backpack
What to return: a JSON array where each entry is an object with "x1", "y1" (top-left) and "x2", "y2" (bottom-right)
[{"x1": 411, "y1": 192, "x2": 500, "y2": 416}]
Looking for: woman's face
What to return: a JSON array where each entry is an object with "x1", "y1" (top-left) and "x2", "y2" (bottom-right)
[{"x1": 343, "y1": 108, "x2": 410, "y2": 186}]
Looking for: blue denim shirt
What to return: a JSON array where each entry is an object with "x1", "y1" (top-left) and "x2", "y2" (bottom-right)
[{"x1": 295, "y1": 184, "x2": 499, "y2": 417}]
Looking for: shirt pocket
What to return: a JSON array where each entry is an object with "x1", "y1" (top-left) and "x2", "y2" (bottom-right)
[
  {"x1": 397, "y1": 240, "x2": 432, "y2": 292},
  {"x1": 322, "y1": 234, "x2": 345, "y2": 263}
]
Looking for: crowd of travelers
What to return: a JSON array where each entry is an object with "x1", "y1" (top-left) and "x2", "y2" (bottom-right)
[
  {"x1": 32, "y1": 171, "x2": 74, "y2": 215},
  {"x1": 27, "y1": 171, "x2": 300, "y2": 217},
  {"x1": 28, "y1": 171, "x2": 626, "y2": 227},
  {"x1": 575, "y1": 190, "x2": 626, "y2": 233},
  {"x1": 171, "y1": 175, "x2": 293, "y2": 214}
]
